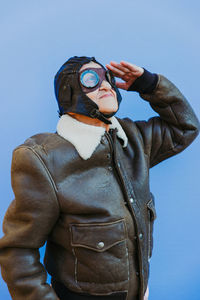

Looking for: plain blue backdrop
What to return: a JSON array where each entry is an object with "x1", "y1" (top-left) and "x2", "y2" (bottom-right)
[{"x1": 0, "y1": 1, "x2": 200, "y2": 299}]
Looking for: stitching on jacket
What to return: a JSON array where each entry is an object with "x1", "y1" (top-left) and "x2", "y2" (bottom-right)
[
  {"x1": 149, "y1": 113, "x2": 184, "y2": 166},
  {"x1": 70, "y1": 219, "x2": 130, "y2": 287},
  {"x1": 70, "y1": 219, "x2": 127, "y2": 250},
  {"x1": 15, "y1": 146, "x2": 60, "y2": 211},
  {"x1": 69, "y1": 226, "x2": 79, "y2": 287},
  {"x1": 169, "y1": 103, "x2": 182, "y2": 128},
  {"x1": 70, "y1": 218, "x2": 125, "y2": 227},
  {"x1": 71, "y1": 240, "x2": 126, "y2": 251},
  {"x1": 73, "y1": 248, "x2": 78, "y2": 285}
]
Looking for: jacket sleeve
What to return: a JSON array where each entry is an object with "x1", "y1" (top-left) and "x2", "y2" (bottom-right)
[
  {"x1": 0, "y1": 146, "x2": 60, "y2": 300},
  {"x1": 125, "y1": 75, "x2": 199, "y2": 168}
]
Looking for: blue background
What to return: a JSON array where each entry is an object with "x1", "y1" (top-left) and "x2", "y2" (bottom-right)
[{"x1": 0, "y1": 1, "x2": 200, "y2": 299}]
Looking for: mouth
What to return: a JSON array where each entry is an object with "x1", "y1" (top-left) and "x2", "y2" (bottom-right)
[{"x1": 99, "y1": 93, "x2": 114, "y2": 99}]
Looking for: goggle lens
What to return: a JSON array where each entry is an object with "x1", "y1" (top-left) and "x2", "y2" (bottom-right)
[{"x1": 80, "y1": 70, "x2": 99, "y2": 88}]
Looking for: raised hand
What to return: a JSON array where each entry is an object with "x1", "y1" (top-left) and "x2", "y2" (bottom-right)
[{"x1": 106, "y1": 60, "x2": 144, "y2": 90}]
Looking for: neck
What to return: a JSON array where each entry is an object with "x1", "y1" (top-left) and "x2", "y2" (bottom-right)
[{"x1": 67, "y1": 113, "x2": 110, "y2": 132}]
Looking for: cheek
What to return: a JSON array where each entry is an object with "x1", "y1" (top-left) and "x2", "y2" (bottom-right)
[{"x1": 86, "y1": 91, "x2": 99, "y2": 104}]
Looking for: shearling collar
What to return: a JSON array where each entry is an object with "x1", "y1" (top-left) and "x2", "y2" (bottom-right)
[{"x1": 56, "y1": 114, "x2": 128, "y2": 160}]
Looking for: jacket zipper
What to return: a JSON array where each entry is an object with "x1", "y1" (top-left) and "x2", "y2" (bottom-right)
[
  {"x1": 105, "y1": 130, "x2": 136, "y2": 212},
  {"x1": 105, "y1": 130, "x2": 141, "y2": 236},
  {"x1": 105, "y1": 130, "x2": 144, "y2": 299},
  {"x1": 105, "y1": 130, "x2": 129, "y2": 205}
]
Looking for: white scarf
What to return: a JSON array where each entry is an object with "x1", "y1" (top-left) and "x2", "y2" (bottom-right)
[{"x1": 57, "y1": 114, "x2": 128, "y2": 160}]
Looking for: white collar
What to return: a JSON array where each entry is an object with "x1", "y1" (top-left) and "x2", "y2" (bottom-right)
[{"x1": 56, "y1": 114, "x2": 128, "y2": 160}]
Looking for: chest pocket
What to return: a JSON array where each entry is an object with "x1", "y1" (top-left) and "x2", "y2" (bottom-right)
[
  {"x1": 147, "y1": 193, "x2": 157, "y2": 260},
  {"x1": 70, "y1": 219, "x2": 129, "y2": 290}
]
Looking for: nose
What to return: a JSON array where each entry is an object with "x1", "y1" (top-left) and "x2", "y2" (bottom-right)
[{"x1": 99, "y1": 80, "x2": 112, "y2": 90}]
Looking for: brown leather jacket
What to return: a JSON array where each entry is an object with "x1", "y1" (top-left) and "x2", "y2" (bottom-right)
[{"x1": 0, "y1": 75, "x2": 199, "y2": 300}]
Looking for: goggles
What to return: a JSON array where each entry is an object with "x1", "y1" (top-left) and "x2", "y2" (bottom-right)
[{"x1": 79, "y1": 67, "x2": 116, "y2": 93}]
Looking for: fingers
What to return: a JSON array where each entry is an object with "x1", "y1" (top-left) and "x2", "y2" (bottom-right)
[
  {"x1": 115, "y1": 81, "x2": 128, "y2": 90},
  {"x1": 106, "y1": 60, "x2": 144, "y2": 77},
  {"x1": 120, "y1": 61, "x2": 140, "y2": 72},
  {"x1": 121, "y1": 61, "x2": 144, "y2": 77},
  {"x1": 109, "y1": 61, "x2": 131, "y2": 73},
  {"x1": 106, "y1": 63, "x2": 125, "y2": 78}
]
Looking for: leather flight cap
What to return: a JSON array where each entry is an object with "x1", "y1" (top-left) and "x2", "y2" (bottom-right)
[{"x1": 54, "y1": 56, "x2": 122, "y2": 124}]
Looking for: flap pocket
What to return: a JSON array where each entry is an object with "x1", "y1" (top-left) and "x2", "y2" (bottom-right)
[
  {"x1": 147, "y1": 196, "x2": 157, "y2": 221},
  {"x1": 70, "y1": 219, "x2": 126, "y2": 252}
]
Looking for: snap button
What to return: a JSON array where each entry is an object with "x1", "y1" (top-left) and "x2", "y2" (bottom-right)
[
  {"x1": 108, "y1": 166, "x2": 113, "y2": 171},
  {"x1": 97, "y1": 242, "x2": 104, "y2": 249},
  {"x1": 139, "y1": 233, "x2": 143, "y2": 239},
  {"x1": 130, "y1": 198, "x2": 134, "y2": 203}
]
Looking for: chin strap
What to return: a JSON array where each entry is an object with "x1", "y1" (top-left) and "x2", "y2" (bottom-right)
[
  {"x1": 89, "y1": 109, "x2": 112, "y2": 125},
  {"x1": 102, "y1": 112, "x2": 116, "y2": 118}
]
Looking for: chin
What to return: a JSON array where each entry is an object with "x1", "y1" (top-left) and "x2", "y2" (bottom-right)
[
  {"x1": 98, "y1": 99, "x2": 118, "y2": 114},
  {"x1": 100, "y1": 108, "x2": 118, "y2": 115}
]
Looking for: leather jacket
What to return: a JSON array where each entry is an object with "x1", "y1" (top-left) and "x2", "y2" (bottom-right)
[{"x1": 0, "y1": 75, "x2": 199, "y2": 300}]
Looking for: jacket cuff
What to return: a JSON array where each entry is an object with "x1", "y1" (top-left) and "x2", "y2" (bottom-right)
[{"x1": 127, "y1": 68, "x2": 158, "y2": 94}]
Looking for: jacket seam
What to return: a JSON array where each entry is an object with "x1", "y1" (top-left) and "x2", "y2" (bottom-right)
[
  {"x1": 69, "y1": 219, "x2": 125, "y2": 227},
  {"x1": 70, "y1": 219, "x2": 127, "y2": 250},
  {"x1": 168, "y1": 103, "x2": 183, "y2": 131},
  {"x1": 70, "y1": 219, "x2": 130, "y2": 289},
  {"x1": 15, "y1": 146, "x2": 60, "y2": 211},
  {"x1": 71, "y1": 240, "x2": 126, "y2": 251},
  {"x1": 155, "y1": 139, "x2": 183, "y2": 159},
  {"x1": 150, "y1": 143, "x2": 182, "y2": 167}
]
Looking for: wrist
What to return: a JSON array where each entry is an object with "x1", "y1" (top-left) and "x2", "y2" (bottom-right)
[{"x1": 127, "y1": 68, "x2": 158, "y2": 94}]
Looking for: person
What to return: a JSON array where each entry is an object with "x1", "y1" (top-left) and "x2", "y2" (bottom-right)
[{"x1": 0, "y1": 56, "x2": 199, "y2": 300}]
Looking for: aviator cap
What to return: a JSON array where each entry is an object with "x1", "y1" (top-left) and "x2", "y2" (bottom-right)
[{"x1": 54, "y1": 56, "x2": 122, "y2": 124}]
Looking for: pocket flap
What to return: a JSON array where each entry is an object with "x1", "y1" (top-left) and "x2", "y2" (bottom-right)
[
  {"x1": 147, "y1": 197, "x2": 157, "y2": 221},
  {"x1": 70, "y1": 219, "x2": 126, "y2": 252}
]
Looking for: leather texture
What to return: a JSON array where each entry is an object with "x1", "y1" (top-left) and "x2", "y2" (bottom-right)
[{"x1": 0, "y1": 75, "x2": 199, "y2": 300}]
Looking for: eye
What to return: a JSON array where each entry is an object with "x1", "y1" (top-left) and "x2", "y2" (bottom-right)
[{"x1": 80, "y1": 70, "x2": 99, "y2": 88}]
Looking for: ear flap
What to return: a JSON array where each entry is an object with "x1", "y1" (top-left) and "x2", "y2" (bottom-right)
[{"x1": 58, "y1": 83, "x2": 72, "y2": 115}]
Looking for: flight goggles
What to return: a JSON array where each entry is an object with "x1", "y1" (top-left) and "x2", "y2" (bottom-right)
[{"x1": 79, "y1": 68, "x2": 116, "y2": 93}]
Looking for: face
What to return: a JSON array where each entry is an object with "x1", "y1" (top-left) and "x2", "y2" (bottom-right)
[{"x1": 79, "y1": 62, "x2": 118, "y2": 114}]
